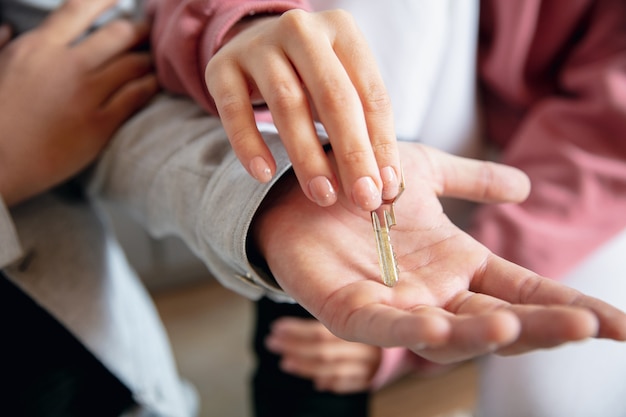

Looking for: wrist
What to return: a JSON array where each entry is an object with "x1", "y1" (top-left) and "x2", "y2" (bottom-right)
[{"x1": 250, "y1": 170, "x2": 299, "y2": 260}]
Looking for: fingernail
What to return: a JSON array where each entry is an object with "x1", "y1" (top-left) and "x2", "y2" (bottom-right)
[
  {"x1": 249, "y1": 156, "x2": 272, "y2": 183},
  {"x1": 380, "y1": 166, "x2": 399, "y2": 201},
  {"x1": 353, "y1": 176, "x2": 381, "y2": 211},
  {"x1": 308, "y1": 176, "x2": 337, "y2": 207}
]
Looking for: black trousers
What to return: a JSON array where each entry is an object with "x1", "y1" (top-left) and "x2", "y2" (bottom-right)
[
  {"x1": 0, "y1": 273, "x2": 135, "y2": 417},
  {"x1": 252, "y1": 297, "x2": 370, "y2": 417}
]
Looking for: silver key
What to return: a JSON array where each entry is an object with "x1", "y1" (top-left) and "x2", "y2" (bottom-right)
[{"x1": 371, "y1": 171, "x2": 405, "y2": 287}]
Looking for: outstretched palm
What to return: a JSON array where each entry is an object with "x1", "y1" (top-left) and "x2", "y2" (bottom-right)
[{"x1": 253, "y1": 142, "x2": 626, "y2": 364}]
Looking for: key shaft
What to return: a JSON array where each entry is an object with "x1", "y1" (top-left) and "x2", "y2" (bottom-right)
[
  {"x1": 371, "y1": 210, "x2": 400, "y2": 287},
  {"x1": 371, "y1": 168, "x2": 405, "y2": 287}
]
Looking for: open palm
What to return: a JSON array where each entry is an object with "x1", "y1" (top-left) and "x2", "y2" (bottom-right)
[{"x1": 253, "y1": 142, "x2": 626, "y2": 364}]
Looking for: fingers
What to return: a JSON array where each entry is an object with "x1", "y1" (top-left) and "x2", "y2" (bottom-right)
[
  {"x1": 320, "y1": 10, "x2": 400, "y2": 203},
  {"x1": 100, "y1": 70, "x2": 159, "y2": 138},
  {"x1": 473, "y1": 256, "x2": 626, "y2": 341},
  {"x1": 334, "y1": 303, "x2": 452, "y2": 348},
  {"x1": 250, "y1": 45, "x2": 340, "y2": 207},
  {"x1": 91, "y1": 52, "x2": 154, "y2": 99},
  {"x1": 267, "y1": 318, "x2": 375, "y2": 361},
  {"x1": 208, "y1": 10, "x2": 401, "y2": 210},
  {"x1": 282, "y1": 359, "x2": 376, "y2": 393},
  {"x1": 206, "y1": 59, "x2": 277, "y2": 183},
  {"x1": 280, "y1": 10, "x2": 399, "y2": 210},
  {"x1": 419, "y1": 146, "x2": 531, "y2": 203},
  {"x1": 495, "y1": 305, "x2": 599, "y2": 355},
  {"x1": 266, "y1": 317, "x2": 380, "y2": 393},
  {"x1": 410, "y1": 307, "x2": 521, "y2": 364},
  {"x1": 38, "y1": 0, "x2": 118, "y2": 44},
  {"x1": 76, "y1": 20, "x2": 150, "y2": 69},
  {"x1": 446, "y1": 290, "x2": 600, "y2": 356},
  {"x1": 331, "y1": 301, "x2": 523, "y2": 364}
]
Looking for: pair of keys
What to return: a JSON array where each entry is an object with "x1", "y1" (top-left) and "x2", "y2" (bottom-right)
[{"x1": 370, "y1": 171, "x2": 405, "y2": 287}]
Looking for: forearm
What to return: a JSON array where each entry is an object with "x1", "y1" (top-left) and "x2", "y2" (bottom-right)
[{"x1": 88, "y1": 94, "x2": 294, "y2": 301}]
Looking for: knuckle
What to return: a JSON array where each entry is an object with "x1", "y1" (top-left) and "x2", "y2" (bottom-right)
[
  {"x1": 316, "y1": 84, "x2": 354, "y2": 114},
  {"x1": 266, "y1": 80, "x2": 306, "y2": 113},
  {"x1": 316, "y1": 346, "x2": 335, "y2": 363},
  {"x1": 480, "y1": 161, "x2": 498, "y2": 200},
  {"x1": 326, "y1": 8, "x2": 356, "y2": 28},
  {"x1": 363, "y1": 85, "x2": 392, "y2": 115},
  {"x1": 215, "y1": 93, "x2": 248, "y2": 122},
  {"x1": 333, "y1": 8, "x2": 354, "y2": 22},
  {"x1": 279, "y1": 9, "x2": 311, "y2": 32},
  {"x1": 372, "y1": 141, "x2": 397, "y2": 159},
  {"x1": 338, "y1": 148, "x2": 370, "y2": 166},
  {"x1": 316, "y1": 88, "x2": 342, "y2": 111},
  {"x1": 227, "y1": 123, "x2": 257, "y2": 150}
]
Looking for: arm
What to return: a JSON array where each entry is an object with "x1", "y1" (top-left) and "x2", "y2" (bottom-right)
[
  {"x1": 88, "y1": 95, "x2": 296, "y2": 302},
  {"x1": 91, "y1": 93, "x2": 626, "y2": 361},
  {"x1": 473, "y1": 0, "x2": 626, "y2": 279}
]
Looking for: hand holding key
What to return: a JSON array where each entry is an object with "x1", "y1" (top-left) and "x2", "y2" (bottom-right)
[
  {"x1": 252, "y1": 141, "x2": 626, "y2": 363},
  {"x1": 207, "y1": 10, "x2": 401, "y2": 211}
]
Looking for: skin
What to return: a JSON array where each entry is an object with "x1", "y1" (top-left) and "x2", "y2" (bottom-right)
[
  {"x1": 252, "y1": 142, "x2": 626, "y2": 367},
  {"x1": 0, "y1": 0, "x2": 158, "y2": 207},
  {"x1": 206, "y1": 10, "x2": 401, "y2": 211},
  {"x1": 266, "y1": 316, "x2": 382, "y2": 393}
]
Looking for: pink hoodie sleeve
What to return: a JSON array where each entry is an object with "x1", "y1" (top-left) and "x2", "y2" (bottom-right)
[
  {"x1": 146, "y1": 0, "x2": 310, "y2": 114},
  {"x1": 472, "y1": 0, "x2": 626, "y2": 279}
]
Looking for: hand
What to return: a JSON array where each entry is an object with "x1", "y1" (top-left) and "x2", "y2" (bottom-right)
[
  {"x1": 266, "y1": 317, "x2": 381, "y2": 394},
  {"x1": 253, "y1": 142, "x2": 626, "y2": 364},
  {"x1": 206, "y1": 9, "x2": 399, "y2": 211},
  {"x1": 0, "y1": 0, "x2": 158, "y2": 206}
]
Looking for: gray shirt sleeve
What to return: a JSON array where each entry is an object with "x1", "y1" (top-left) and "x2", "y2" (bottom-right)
[
  {"x1": 89, "y1": 94, "x2": 295, "y2": 302},
  {"x1": 0, "y1": 196, "x2": 23, "y2": 268}
]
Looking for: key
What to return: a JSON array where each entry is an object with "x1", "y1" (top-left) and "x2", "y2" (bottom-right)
[{"x1": 371, "y1": 171, "x2": 405, "y2": 287}]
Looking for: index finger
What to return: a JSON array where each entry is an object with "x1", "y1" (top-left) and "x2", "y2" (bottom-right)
[{"x1": 283, "y1": 10, "x2": 400, "y2": 210}]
